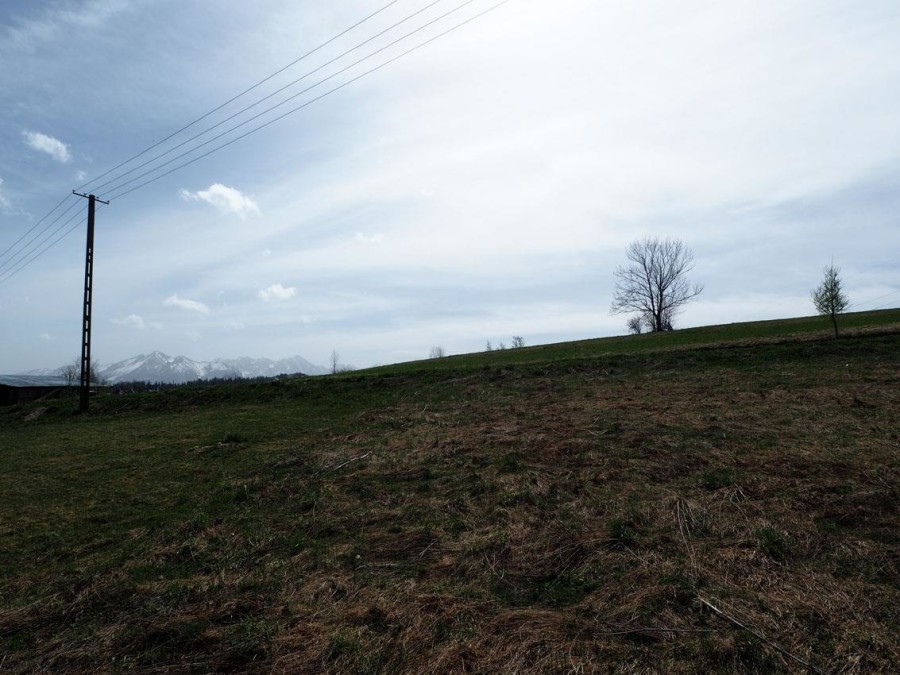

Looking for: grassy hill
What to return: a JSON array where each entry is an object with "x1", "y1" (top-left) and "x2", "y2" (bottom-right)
[{"x1": 1, "y1": 310, "x2": 898, "y2": 672}]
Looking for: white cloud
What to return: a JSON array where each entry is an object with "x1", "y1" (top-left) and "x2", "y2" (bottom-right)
[
  {"x1": 22, "y1": 131, "x2": 71, "y2": 163},
  {"x1": 0, "y1": 178, "x2": 11, "y2": 213},
  {"x1": 112, "y1": 314, "x2": 162, "y2": 330},
  {"x1": 258, "y1": 283, "x2": 296, "y2": 302},
  {"x1": 3, "y1": 0, "x2": 132, "y2": 54},
  {"x1": 180, "y1": 184, "x2": 260, "y2": 218},
  {"x1": 39, "y1": 333, "x2": 52, "y2": 342},
  {"x1": 164, "y1": 294, "x2": 210, "y2": 314},
  {"x1": 354, "y1": 232, "x2": 385, "y2": 244}
]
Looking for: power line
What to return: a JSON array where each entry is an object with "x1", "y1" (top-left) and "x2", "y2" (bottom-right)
[
  {"x1": 850, "y1": 288, "x2": 900, "y2": 310},
  {"x1": 88, "y1": 0, "x2": 452, "y2": 197},
  {"x1": 0, "y1": 0, "x2": 512, "y2": 285},
  {"x1": 0, "y1": 198, "x2": 82, "y2": 276},
  {"x1": 0, "y1": 207, "x2": 89, "y2": 284},
  {"x1": 0, "y1": 193, "x2": 77, "y2": 267},
  {"x1": 1, "y1": 3, "x2": 412, "y2": 285},
  {"x1": 106, "y1": 0, "x2": 499, "y2": 201},
  {"x1": 75, "y1": 0, "x2": 406, "y2": 194}
]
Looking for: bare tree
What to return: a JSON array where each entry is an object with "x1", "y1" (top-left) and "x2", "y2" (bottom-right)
[
  {"x1": 429, "y1": 346, "x2": 446, "y2": 359},
  {"x1": 330, "y1": 350, "x2": 339, "y2": 375},
  {"x1": 511, "y1": 336, "x2": 525, "y2": 348},
  {"x1": 60, "y1": 361, "x2": 79, "y2": 387},
  {"x1": 626, "y1": 316, "x2": 644, "y2": 335},
  {"x1": 485, "y1": 340, "x2": 493, "y2": 352},
  {"x1": 811, "y1": 263, "x2": 849, "y2": 338},
  {"x1": 610, "y1": 237, "x2": 703, "y2": 332},
  {"x1": 62, "y1": 358, "x2": 105, "y2": 386}
]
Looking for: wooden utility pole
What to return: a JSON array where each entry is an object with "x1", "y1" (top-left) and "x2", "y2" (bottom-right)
[{"x1": 73, "y1": 191, "x2": 109, "y2": 412}]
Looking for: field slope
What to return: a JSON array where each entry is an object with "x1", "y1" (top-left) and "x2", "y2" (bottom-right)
[{"x1": 1, "y1": 312, "x2": 898, "y2": 672}]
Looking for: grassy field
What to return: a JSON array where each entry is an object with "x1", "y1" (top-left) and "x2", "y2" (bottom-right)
[{"x1": 1, "y1": 310, "x2": 898, "y2": 672}]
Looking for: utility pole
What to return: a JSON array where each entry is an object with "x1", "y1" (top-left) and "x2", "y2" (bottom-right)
[{"x1": 73, "y1": 191, "x2": 109, "y2": 413}]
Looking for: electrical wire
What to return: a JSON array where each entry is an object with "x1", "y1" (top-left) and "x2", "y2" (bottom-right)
[
  {"x1": 0, "y1": 206, "x2": 89, "y2": 284},
  {"x1": 849, "y1": 288, "x2": 900, "y2": 307},
  {"x1": 0, "y1": 193, "x2": 78, "y2": 267},
  {"x1": 75, "y1": 0, "x2": 405, "y2": 194},
  {"x1": 3, "y1": 2, "x2": 413, "y2": 283},
  {"x1": 850, "y1": 288, "x2": 900, "y2": 310},
  {"x1": 105, "y1": 0, "x2": 497, "y2": 201},
  {"x1": 0, "y1": 198, "x2": 82, "y2": 276},
  {"x1": 88, "y1": 0, "x2": 451, "y2": 196},
  {"x1": 0, "y1": 0, "x2": 512, "y2": 285}
]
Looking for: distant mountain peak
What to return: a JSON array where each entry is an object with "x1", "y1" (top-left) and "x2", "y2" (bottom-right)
[{"x1": 94, "y1": 352, "x2": 328, "y2": 384}]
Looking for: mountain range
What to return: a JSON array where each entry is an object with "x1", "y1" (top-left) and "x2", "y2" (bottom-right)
[{"x1": 22, "y1": 352, "x2": 329, "y2": 384}]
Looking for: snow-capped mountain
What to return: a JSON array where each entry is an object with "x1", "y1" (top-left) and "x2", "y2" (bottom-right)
[{"x1": 94, "y1": 352, "x2": 328, "y2": 384}]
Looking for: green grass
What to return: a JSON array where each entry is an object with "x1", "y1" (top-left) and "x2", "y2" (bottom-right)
[
  {"x1": 364, "y1": 308, "x2": 900, "y2": 374},
  {"x1": 0, "y1": 310, "x2": 898, "y2": 672}
]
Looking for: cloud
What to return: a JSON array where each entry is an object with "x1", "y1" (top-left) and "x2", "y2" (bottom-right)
[
  {"x1": 164, "y1": 294, "x2": 210, "y2": 314},
  {"x1": 2, "y1": 1, "x2": 132, "y2": 54},
  {"x1": 39, "y1": 333, "x2": 52, "y2": 342},
  {"x1": 354, "y1": 232, "x2": 385, "y2": 244},
  {"x1": 112, "y1": 314, "x2": 162, "y2": 330},
  {"x1": 258, "y1": 283, "x2": 296, "y2": 302},
  {"x1": 180, "y1": 184, "x2": 260, "y2": 218},
  {"x1": 22, "y1": 131, "x2": 71, "y2": 163},
  {"x1": 0, "y1": 178, "x2": 11, "y2": 213}
]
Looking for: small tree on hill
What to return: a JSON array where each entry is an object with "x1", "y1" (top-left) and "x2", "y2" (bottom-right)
[
  {"x1": 811, "y1": 263, "x2": 849, "y2": 338},
  {"x1": 330, "y1": 350, "x2": 340, "y2": 375},
  {"x1": 626, "y1": 316, "x2": 644, "y2": 335},
  {"x1": 610, "y1": 237, "x2": 703, "y2": 332}
]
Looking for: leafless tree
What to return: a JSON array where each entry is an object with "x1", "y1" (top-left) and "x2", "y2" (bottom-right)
[
  {"x1": 811, "y1": 263, "x2": 849, "y2": 338},
  {"x1": 60, "y1": 362, "x2": 79, "y2": 387},
  {"x1": 330, "y1": 350, "x2": 339, "y2": 375},
  {"x1": 429, "y1": 346, "x2": 446, "y2": 359},
  {"x1": 485, "y1": 340, "x2": 493, "y2": 352},
  {"x1": 610, "y1": 237, "x2": 703, "y2": 332},
  {"x1": 626, "y1": 316, "x2": 644, "y2": 335},
  {"x1": 511, "y1": 336, "x2": 525, "y2": 348},
  {"x1": 61, "y1": 358, "x2": 105, "y2": 386}
]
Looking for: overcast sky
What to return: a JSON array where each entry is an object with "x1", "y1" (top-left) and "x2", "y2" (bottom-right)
[{"x1": 1, "y1": 0, "x2": 898, "y2": 373}]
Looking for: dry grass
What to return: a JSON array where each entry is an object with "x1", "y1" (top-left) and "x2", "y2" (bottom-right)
[{"x1": 0, "y1": 333, "x2": 897, "y2": 672}]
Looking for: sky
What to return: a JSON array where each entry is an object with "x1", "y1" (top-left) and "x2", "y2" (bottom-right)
[{"x1": 1, "y1": 0, "x2": 898, "y2": 373}]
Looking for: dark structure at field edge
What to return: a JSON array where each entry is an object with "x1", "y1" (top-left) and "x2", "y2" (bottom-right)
[{"x1": 0, "y1": 375, "x2": 74, "y2": 406}]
